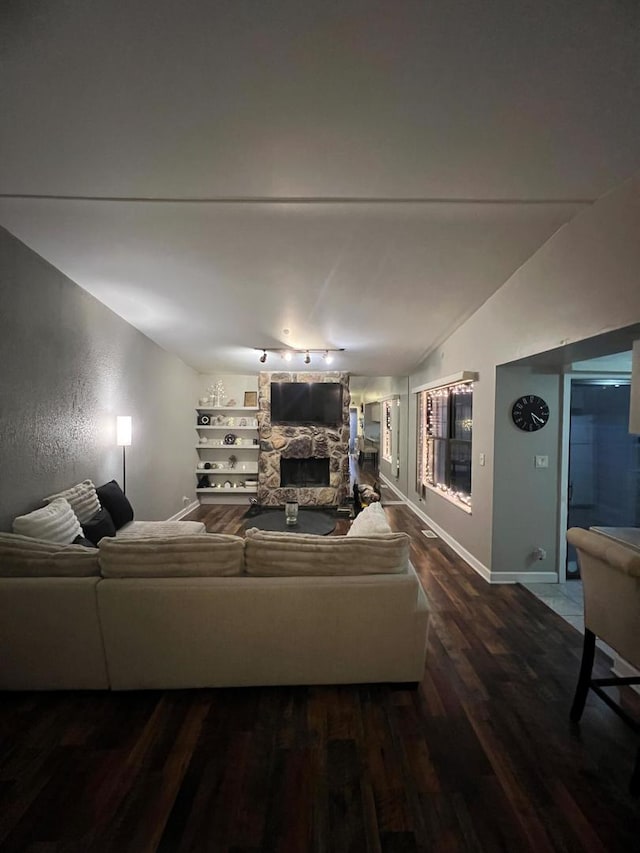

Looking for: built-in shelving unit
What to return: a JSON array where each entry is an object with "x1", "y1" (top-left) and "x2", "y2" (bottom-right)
[{"x1": 196, "y1": 405, "x2": 259, "y2": 504}]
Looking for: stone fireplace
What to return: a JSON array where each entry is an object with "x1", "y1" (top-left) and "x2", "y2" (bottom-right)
[{"x1": 257, "y1": 371, "x2": 350, "y2": 507}]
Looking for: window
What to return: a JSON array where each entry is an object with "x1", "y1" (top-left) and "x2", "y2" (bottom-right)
[
  {"x1": 381, "y1": 399, "x2": 393, "y2": 463},
  {"x1": 416, "y1": 379, "x2": 473, "y2": 511}
]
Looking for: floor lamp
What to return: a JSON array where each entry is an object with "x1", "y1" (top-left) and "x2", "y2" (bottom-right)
[{"x1": 116, "y1": 416, "x2": 132, "y2": 495}]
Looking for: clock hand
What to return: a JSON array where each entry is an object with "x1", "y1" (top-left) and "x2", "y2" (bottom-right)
[{"x1": 531, "y1": 413, "x2": 544, "y2": 425}]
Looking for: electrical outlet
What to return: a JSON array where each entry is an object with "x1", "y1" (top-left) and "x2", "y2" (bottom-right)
[
  {"x1": 182, "y1": 496, "x2": 191, "y2": 506},
  {"x1": 535, "y1": 455, "x2": 549, "y2": 468},
  {"x1": 534, "y1": 547, "x2": 547, "y2": 561}
]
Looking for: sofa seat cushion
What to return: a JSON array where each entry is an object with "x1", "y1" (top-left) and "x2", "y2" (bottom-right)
[
  {"x1": 347, "y1": 501, "x2": 392, "y2": 537},
  {"x1": 98, "y1": 533, "x2": 244, "y2": 577},
  {"x1": 0, "y1": 532, "x2": 100, "y2": 577},
  {"x1": 12, "y1": 497, "x2": 82, "y2": 545},
  {"x1": 44, "y1": 479, "x2": 101, "y2": 525},
  {"x1": 245, "y1": 528, "x2": 410, "y2": 576},
  {"x1": 115, "y1": 520, "x2": 206, "y2": 538}
]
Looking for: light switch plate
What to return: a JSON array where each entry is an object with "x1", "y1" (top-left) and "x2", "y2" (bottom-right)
[
  {"x1": 479, "y1": 453, "x2": 486, "y2": 466},
  {"x1": 535, "y1": 455, "x2": 549, "y2": 468}
]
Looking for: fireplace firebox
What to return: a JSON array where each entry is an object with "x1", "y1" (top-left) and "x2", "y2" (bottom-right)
[{"x1": 280, "y1": 457, "x2": 330, "y2": 488}]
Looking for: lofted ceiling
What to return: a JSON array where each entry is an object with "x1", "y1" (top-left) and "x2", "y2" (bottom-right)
[{"x1": 1, "y1": 0, "x2": 639, "y2": 376}]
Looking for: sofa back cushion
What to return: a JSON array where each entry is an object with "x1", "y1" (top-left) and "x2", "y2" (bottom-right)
[
  {"x1": 98, "y1": 534, "x2": 245, "y2": 577},
  {"x1": 244, "y1": 528, "x2": 409, "y2": 576},
  {"x1": 0, "y1": 532, "x2": 100, "y2": 577},
  {"x1": 44, "y1": 479, "x2": 101, "y2": 525},
  {"x1": 12, "y1": 497, "x2": 82, "y2": 545}
]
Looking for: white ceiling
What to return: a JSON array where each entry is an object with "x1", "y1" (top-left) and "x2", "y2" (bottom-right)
[{"x1": 1, "y1": 0, "x2": 639, "y2": 375}]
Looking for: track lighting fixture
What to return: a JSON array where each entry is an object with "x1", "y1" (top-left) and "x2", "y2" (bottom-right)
[{"x1": 254, "y1": 347, "x2": 345, "y2": 365}]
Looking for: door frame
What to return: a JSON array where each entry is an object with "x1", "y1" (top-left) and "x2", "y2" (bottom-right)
[
  {"x1": 557, "y1": 371, "x2": 632, "y2": 583},
  {"x1": 557, "y1": 375, "x2": 572, "y2": 583}
]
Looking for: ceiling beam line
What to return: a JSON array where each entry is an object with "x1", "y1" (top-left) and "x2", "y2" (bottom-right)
[{"x1": 0, "y1": 193, "x2": 595, "y2": 206}]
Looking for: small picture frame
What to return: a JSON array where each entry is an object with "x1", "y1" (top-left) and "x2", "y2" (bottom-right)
[{"x1": 244, "y1": 391, "x2": 258, "y2": 407}]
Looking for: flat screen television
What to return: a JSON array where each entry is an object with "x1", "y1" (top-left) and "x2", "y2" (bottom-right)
[{"x1": 271, "y1": 382, "x2": 343, "y2": 425}]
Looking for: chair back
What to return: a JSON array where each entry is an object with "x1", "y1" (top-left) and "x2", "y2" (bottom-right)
[{"x1": 567, "y1": 527, "x2": 640, "y2": 668}]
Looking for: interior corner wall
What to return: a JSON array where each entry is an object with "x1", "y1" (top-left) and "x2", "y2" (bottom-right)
[
  {"x1": 0, "y1": 227, "x2": 199, "y2": 531},
  {"x1": 196, "y1": 374, "x2": 259, "y2": 403},
  {"x1": 406, "y1": 173, "x2": 640, "y2": 576}
]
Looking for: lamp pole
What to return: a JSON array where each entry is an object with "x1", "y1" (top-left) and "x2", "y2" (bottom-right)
[{"x1": 116, "y1": 416, "x2": 132, "y2": 495}]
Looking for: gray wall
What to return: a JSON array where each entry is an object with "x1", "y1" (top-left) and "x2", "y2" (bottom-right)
[
  {"x1": 0, "y1": 227, "x2": 199, "y2": 531},
  {"x1": 405, "y1": 174, "x2": 640, "y2": 576},
  {"x1": 491, "y1": 368, "x2": 562, "y2": 574}
]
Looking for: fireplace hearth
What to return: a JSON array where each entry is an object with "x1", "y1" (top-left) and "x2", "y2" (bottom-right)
[{"x1": 280, "y1": 457, "x2": 330, "y2": 488}]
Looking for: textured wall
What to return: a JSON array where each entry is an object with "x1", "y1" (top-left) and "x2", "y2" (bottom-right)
[{"x1": 0, "y1": 227, "x2": 198, "y2": 531}]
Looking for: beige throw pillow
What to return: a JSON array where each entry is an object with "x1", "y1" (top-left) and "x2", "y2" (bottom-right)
[
  {"x1": 347, "y1": 501, "x2": 392, "y2": 537},
  {"x1": 44, "y1": 479, "x2": 101, "y2": 524},
  {"x1": 13, "y1": 498, "x2": 82, "y2": 545}
]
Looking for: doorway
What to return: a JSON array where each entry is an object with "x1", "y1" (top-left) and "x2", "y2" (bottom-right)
[
  {"x1": 566, "y1": 380, "x2": 640, "y2": 577},
  {"x1": 349, "y1": 407, "x2": 358, "y2": 455}
]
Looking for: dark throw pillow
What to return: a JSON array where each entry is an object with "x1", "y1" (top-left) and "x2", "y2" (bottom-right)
[
  {"x1": 72, "y1": 534, "x2": 98, "y2": 549},
  {"x1": 96, "y1": 480, "x2": 134, "y2": 530},
  {"x1": 82, "y1": 507, "x2": 117, "y2": 545}
]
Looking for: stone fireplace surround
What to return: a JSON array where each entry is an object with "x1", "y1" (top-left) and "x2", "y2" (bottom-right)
[{"x1": 257, "y1": 371, "x2": 350, "y2": 507}]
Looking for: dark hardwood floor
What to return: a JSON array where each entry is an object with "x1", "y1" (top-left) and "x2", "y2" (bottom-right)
[{"x1": 1, "y1": 463, "x2": 639, "y2": 851}]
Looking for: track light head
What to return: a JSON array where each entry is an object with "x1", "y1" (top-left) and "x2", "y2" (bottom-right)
[{"x1": 255, "y1": 347, "x2": 344, "y2": 364}]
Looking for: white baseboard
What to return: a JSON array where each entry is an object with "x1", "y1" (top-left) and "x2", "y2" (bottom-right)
[
  {"x1": 378, "y1": 474, "x2": 407, "y2": 503},
  {"x1": 492, "y1": 570, "x2": 559, "y2": 584},
  {"x1": 405, "y1": 497, "x2": 493, "y2": 583},
  {"x1": 379, "y1": 474, "x2": 558, "y2": 585},
  {"x1": 167, "y1": 500, "x2": 199, "y2": 521}
]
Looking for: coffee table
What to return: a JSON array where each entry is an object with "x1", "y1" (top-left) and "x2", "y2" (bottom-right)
[{"x1": 245, "y1": 508, "x2": 336, "y2": 535}]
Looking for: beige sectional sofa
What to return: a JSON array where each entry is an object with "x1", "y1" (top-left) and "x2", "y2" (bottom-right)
[{"x1": 0, "y1": 526, "x2": 430, "y2": 691}]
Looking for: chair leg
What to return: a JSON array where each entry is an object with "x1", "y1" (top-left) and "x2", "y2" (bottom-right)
[
  {"x1": 571, "y1": 628, "x2": 596, "y2": 723},
  {"x1": 631, "y1": 746, "x2": 640, "y2": 797}
]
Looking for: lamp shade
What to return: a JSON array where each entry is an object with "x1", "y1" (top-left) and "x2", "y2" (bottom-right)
[{"x1": 116, "y1": 416, "x2": 132, "y2": 446}]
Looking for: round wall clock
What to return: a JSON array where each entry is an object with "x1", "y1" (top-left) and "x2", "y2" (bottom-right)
[{"x1": 511, "y1": 395, "x2": 550, "y2": 431}]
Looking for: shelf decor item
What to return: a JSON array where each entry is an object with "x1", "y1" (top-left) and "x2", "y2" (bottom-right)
[
  {"x1": 244, "y1": 391, "x2": 258, "y2": 407},
  {"x1": 214, "y1": 380, "x2": 225, "y2": 407},
  {"x1": 224, "y1": 433, "x2": 237, "y2": 445}
]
